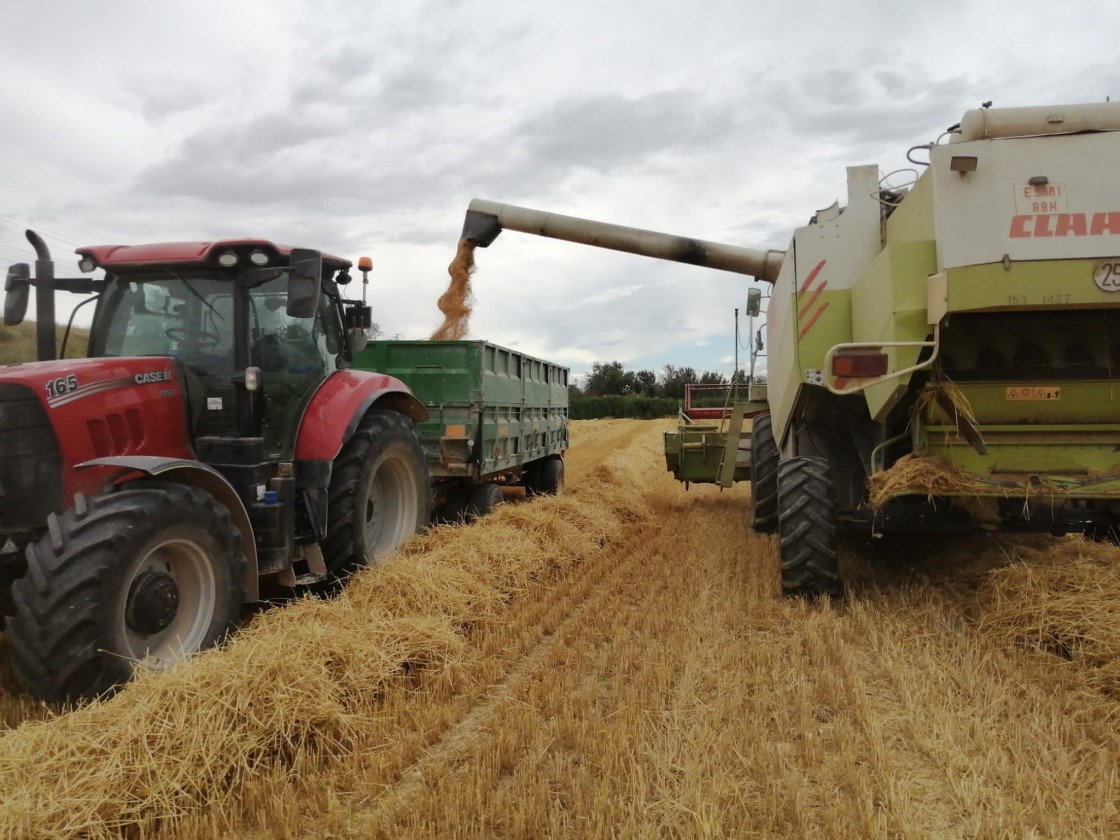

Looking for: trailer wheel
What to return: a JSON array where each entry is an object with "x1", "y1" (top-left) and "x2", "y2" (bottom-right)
[
  {"x1": 323, "y1": 409, "x2": 430, "y2": 580},
  {"x1": 6, "y1": 482, "x2": 245, "y2": 702},
  {"x1": 527, "y1": 457, "x2": 565, "y2": 496},
  {"x1": 467, "y1": 483, "x2": 505, "y2": 520},
  {"x1": 777, "y1": 456, "x2": 840, "y2": 598},
  {"x1": 749, "y1": 413, "x2": 779, "y2": 534}
]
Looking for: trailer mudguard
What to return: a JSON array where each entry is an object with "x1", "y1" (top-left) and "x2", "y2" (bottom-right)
[
  {"x1": 74, "y1": 455, "x2": 260, "y2": 601},
  {"x1": 293, "y1": 369, "x2": 429, "y2": 462}
]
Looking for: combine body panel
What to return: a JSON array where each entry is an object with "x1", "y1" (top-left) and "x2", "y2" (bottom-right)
[{"x1": 463, "y1": 100, "x2": 1120, "y2": 596}]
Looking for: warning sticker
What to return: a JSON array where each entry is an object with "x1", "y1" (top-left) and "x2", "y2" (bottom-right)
[{"x1": 1005, "y1": 386, "x2": 1061, "y2": 401}]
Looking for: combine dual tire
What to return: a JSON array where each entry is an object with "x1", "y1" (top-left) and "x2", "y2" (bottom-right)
[
  {"x1": 777, "y1": 456, "x2": 840, "y2": 598},
  {"x1": 749, "y1": 414, "x2": 779, "y2": 534},
  {"x1": 6, "y1": 482, "x2": 245, "y2": 702},
  {"x1": 323, "y1": 409, "x2": 430, "y2": 580}
]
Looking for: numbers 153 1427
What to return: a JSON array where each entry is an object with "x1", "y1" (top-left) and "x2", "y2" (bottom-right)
[{"x1": 1006, "y1": 293, "x2": 1071, "y2": 305}]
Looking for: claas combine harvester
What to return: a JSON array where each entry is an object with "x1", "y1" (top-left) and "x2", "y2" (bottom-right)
[{"x1": 460, "y1": 100, "x2": 1120, "y2": 596}]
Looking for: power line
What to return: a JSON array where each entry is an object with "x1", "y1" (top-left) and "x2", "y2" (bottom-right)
[{"x1": 0, "y1": 216, "x2": 82, "y2": 249}]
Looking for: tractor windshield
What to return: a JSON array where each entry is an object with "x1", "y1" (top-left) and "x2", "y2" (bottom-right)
[
  {"x1": 93, "y1": 272, "x2": 237, "y2": 378},
  {"x1": 91, "y1": 268, "x2": 344, "y2": 457}
]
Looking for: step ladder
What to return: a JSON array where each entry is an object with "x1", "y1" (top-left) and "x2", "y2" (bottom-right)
[{"x1": 716, "y1": 402, "x2": 747, "y2": 488}]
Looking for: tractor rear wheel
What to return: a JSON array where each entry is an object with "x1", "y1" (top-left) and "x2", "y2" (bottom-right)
[
  {"x1": 777, "y1": 456, "x2": 840, "y2": 598},
  {"x1": 323, "y1": 409, "x2": 430, "y2": 580},
  {"x1": 6, "y1": 482, "x2": 245, "y2": 702},
  {"x1": 749, "y1": 413, "x2": 779, "y2": 534}
]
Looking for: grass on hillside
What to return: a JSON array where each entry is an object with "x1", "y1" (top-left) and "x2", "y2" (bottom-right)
[{"x1": 0, "y1": 321, "x2": 90, "y2": 364}]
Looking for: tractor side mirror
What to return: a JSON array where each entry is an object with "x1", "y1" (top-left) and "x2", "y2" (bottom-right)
[
  {"x1": 746, "y1": 287, "x2": 762, "y2": 318},
  {"x1": 287, "y1": 248, "x2": 322, "y2": 318},
  {"x1": 4, "y1": 263, "x2": 31, "y2": 326}
]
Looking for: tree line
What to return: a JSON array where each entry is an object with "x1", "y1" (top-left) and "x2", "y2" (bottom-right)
[{"x1": 569, "y1": 361, "x2": 758, "y2": 419}]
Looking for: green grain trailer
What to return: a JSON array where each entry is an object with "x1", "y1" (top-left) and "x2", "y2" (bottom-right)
[{"x1": 351, "y1": 340, "x2": 569, "y2": 519}]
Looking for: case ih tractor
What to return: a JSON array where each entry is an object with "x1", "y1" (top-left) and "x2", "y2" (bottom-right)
[
  {"x1": 1, "y1": 232, "x2": 430, "y2": 701},
  {"x1": 459, "y1": 100, "x2": 1120, "y2": 597}
]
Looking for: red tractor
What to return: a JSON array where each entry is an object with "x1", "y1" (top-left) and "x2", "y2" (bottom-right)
[{"x1": 1, "y1": 231, "x2": 431, "y2": 701}]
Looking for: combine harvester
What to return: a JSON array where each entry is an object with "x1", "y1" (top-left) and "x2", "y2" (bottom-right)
[
  {"x1": 0, "y1": 235, "x2": 566, "y2": 701},
  {"x1": 460, "y1": 100, "x2": 1120, "y2": 597}
]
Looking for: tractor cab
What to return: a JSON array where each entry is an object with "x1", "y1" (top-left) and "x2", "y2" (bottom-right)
[
  {"x1": 80, "y1": 242, "x2": 357, "y2": 460},
  {"x1": 6, "y1": 238, "x2": 372, "y2": 463}
]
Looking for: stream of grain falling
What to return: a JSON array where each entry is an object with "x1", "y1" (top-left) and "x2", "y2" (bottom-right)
[{"x1": 430, "y1": 238, "x2": 477, "y2": 340}]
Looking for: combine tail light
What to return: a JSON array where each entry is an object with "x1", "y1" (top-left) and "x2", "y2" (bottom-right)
[
  {"x1": 832, "y1": 351, "x2": 889, "y2": 378},
  {"x1": 217, "y1": 251, "x2": 239, "y2": 268},
  {"x1": 249, "y1": 250, "x2": 269, "y2": 266}
]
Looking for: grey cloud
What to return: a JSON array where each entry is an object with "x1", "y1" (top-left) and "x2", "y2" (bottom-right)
[{"x1": 513, "y1": 91, "x2": 737, "y2": 172}]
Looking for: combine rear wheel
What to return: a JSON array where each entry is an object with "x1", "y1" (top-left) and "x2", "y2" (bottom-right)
[
  {"x1": 323, "y1": 409, "x2": 430, "y2": 580},
  {"x1": 6, "y1": 482, "x2": 245, "y2": 702},
  {"x1": 749, "y1": 413, "x2": 779, "y2": 534},
  {"x1": 777, "y1": 456, "x2": 840, "y2": 598}
]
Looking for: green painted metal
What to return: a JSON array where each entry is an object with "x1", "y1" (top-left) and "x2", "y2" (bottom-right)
[
  {"x1": 663, "y1": 399, "x2": 766, "y2": 486},
  {"x1": 350, "y1": 340, "x2": 569, "y2": 483},
  {"x1": 717, "y1": 402, "x2": 747, "y2": 488}
]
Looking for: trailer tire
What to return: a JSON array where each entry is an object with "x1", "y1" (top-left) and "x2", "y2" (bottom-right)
[
  {"x1": 6, "y1": 482, "x2": 244, "y2": 702},
  {"x1": 749, "y1": 413, "x2": 779, "y2": 534},
  {"x1": 323, "y1": 409, "x2": 430, "y2": 580},
  {"x1": 467, "y1": 483, "x2": 505, "y2": 520},
  {"x1": 527, "y1": 457, "x2": 565, "y2": 496},
  {"x1": 777, "y1": 456, "x2": 840, "y2": 598}
]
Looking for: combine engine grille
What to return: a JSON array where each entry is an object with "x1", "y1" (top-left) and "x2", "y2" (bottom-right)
[{"x1": 0, "y1": 384, "x2": 62, "y2": 541}]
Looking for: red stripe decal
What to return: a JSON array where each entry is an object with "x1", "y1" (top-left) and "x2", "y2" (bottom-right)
[
  {"x1": 798, "y1": 301, "x2": 830, "y2": 339},
  {"x1": 797, "y1": 281, "x2": 827, "y2": 319},
  {"x1": 798, "y1": 260, "x2": 826, "y2": 295}
]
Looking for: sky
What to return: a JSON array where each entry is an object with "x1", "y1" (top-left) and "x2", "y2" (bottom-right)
[{"x1": 3, "y1": 0, "x2": 1119, "y2": 384}]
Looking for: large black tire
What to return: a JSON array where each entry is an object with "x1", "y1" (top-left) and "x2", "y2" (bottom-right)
[
  {"x1": 6, "y1": 482, "x2": 245, "y2": 702},
  {"x1": 777, "y1": 456, "x2": 840, "y2": 598},
  {"x1": 323, "y1": 409, "x2": 431, "y2": 580},
  {"x1": 526, "y1": 456, "x2": 565, "y2": 497},
  {"x1": 749, "y1": 413, "x2": 779, "y2": 534},
  {"x1": 467, "y1": 483, "x2": 505, "y2": 520}
]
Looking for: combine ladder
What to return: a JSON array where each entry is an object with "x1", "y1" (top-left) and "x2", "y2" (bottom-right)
[{"x1": 715, "y1": 402, "x2": 747, "y2": 489}]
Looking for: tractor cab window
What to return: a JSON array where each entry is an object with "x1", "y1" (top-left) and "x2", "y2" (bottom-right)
[{"x1": 94, "y1": 274, "x2": 236, "y2": 379}]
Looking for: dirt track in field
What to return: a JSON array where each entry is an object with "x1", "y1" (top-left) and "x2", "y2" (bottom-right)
[{"x1": 1, "y1": 419, "x2": 1119, "y2": 838}]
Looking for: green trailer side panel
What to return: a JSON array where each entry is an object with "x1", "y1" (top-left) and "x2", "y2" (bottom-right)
[{"x1": 350, "y1": 340, "x2": 569, "y2": 482}]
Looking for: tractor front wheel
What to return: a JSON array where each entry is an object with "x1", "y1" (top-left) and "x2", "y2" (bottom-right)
[
  {"x1": 323, "y1": 409, "x2": 431, "y2": 580},
  {"x1": 777, "y1": 456, "x2": 840, "y2": 598},
  {"x1": 6, "y1": 482, "x2": 245, "y2": 702}
]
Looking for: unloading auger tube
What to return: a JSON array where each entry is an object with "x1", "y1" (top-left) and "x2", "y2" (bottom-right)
[{"x1": 462, "y1": 199, "x2": 785, "y2": 283}]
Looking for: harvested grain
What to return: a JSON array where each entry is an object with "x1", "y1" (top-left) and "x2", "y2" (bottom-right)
[{"x1": 430, "y1": 238, "x2": 476, "y2": 340}]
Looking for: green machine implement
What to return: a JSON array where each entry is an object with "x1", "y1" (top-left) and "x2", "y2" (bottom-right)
[{"x1": 459, "y1": 100, "x2": 1120, "y2": 597}]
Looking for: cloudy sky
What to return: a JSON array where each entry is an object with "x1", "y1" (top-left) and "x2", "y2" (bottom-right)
[{"x1": 3, "y1": 0, "x2": 1118, "y2": 382}]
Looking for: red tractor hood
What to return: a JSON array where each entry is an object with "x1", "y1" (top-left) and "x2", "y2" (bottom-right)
[{"x1": 0, "y1": 356, "x2": 193, "y2": 500}]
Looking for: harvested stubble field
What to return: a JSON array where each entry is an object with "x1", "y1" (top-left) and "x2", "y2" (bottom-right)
[{"x1": 1, "y1": 419, "x2": 1119, "y2": 838}]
